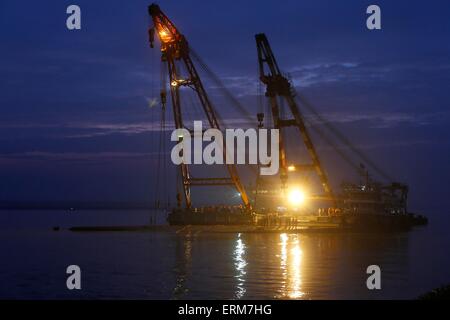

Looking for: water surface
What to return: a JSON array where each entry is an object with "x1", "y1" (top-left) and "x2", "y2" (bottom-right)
[{"x1": 0, "y1": 210, "x2": 449, "y2": 299}]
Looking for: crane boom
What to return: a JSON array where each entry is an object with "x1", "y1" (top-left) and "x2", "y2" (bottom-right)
[
  {"x1": 148, "y1": 4, "x2": 250, "y2": 209},
  {"x1": 255, "y1": 33, "x2": 335, "y2": 203}
]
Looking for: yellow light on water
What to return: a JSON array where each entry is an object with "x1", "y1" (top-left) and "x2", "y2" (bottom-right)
[
  {"x1": 288, "y1": 188, "x2": 306, "y2": 206},
  {"x1": 287, "y1": 165, "x2": 296, "y2": 172}
]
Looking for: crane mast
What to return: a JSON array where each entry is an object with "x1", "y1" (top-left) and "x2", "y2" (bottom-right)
[
  {"x1": 255, "y1": 33, "x2": 335, "y2": 203},
  {"x1": 148, "y1": 4, "x2": 250, "y2": 209}
]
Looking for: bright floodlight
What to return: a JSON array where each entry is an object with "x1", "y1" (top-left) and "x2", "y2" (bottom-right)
[{"x1": 288, "y1": 188, "x2": 306, "y2": 206}]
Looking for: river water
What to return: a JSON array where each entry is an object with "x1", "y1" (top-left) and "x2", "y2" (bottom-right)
[{"x1": 0, "y1": 209, "x2": 449, "y2": 299}]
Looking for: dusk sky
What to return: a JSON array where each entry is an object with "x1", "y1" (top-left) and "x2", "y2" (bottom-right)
[{"x1": 1, "y1": 0, "x2": 449, "y2": 215}]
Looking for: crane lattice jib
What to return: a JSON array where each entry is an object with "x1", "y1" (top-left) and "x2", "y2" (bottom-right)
[
  {"x1": 255, "y1": 33, "x2": 335, "y2": 204},
  {"x1": 148, "y1": 4, "x2": 250, "y2": 209}
]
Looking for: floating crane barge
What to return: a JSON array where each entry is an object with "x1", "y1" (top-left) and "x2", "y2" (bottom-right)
[
  {"x1": 145, "y1": 4, "x2": 427, "y2": 231},
  {"x1": 63, "y1": 5, "x2": 428, "y2": 234}
]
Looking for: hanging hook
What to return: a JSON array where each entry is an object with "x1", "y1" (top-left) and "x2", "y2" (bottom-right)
[
  {"x1": 148, "y1": 27, "x2": 155, "y2": 48},
  {"x1": 160, "y1": 90, "x2": 166, "y2": 110}
]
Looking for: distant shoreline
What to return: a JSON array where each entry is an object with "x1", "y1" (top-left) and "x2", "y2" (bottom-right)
[{"x1": 0, "y1": 202, "x2": 159, "y2": 210}]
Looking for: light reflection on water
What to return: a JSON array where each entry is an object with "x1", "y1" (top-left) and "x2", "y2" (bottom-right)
[
  {"x1": 233, "y1": 233, "x2": 247, "y2": 299},
  {"x1": 173, "y1": 230, "x2": 192, "y2": 298},
  {"x1": 169, "y1": 229, "x2": 429, "y2": 300},
  {"x1": 278, "y1": 233, "x2": 304, "y2": 298}
]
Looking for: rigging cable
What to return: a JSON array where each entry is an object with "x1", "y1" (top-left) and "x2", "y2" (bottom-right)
[
  {"x1": 292, "y1": 88, "x2": 394, "y2": 182},
  {"x1": 190, "y1": 48, "x2": 255, "y2": 127}
]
